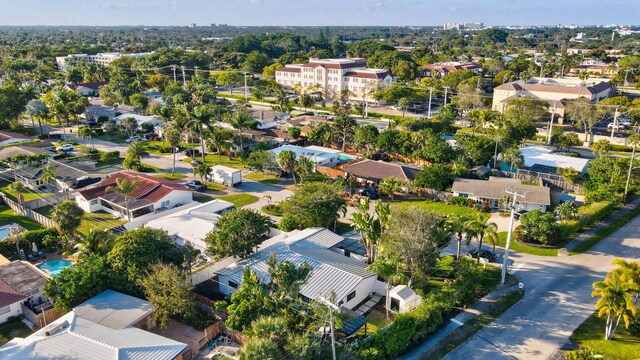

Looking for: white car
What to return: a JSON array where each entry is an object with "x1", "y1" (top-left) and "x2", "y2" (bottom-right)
[
  {"x1": 390, "y1": 105, "x2": 401, "y2": 110},
  {"x1": 125, "y1": 135, "x2": 141, "y2": 143},
  {"x1": 56, "y1": 144, "x2": 74, "y2": 152},
  {"x1": 607, "y1": 123, "x2": 626, "y2": 130}
]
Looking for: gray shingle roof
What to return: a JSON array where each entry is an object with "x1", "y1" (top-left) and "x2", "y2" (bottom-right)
[{"x1": 451, "y1": 177, "x2": 551, "y2": 205}]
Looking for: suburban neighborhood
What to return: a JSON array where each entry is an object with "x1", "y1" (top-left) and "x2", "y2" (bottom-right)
[{"x1": 0, "y1": 4, "x2": 638, "y2": 360}]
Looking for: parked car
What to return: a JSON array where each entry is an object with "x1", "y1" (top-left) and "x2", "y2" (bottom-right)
[
  {"x1": 184, "y1": 148, "x2": 201, "y2": 157},
  {"x1": 514, "y1": 210, "x2": 528, "y2": 220},
  {"x1": 56, "y1": 144, "x2": 74, "y2": 152},
  {"x1": 359, "y1": 188, "x2": 379, "y2": 200},
  {"x1": 607, "y1": 123, "x2": 626, "y2": 130},
  {"x1": 125, "y1": 135, "x2": 141, "y2": 143},
  {"x1": 144, "y1": 133, "x2": 160, "y2": 141},
  {"x1": 466, "y1": 248, "x2": 497, "y2": 263},
  {"x1": 184, "y1": 180, "x2": 207, "y2": 192}
]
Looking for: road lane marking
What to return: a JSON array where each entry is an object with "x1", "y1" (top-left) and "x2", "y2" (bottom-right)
[
  {"x1": 450, "y1": 318, "x2": 464, "y2": 326},
  {"x1": 510, "y1": 262, "x2": 527, "y2": 274}
]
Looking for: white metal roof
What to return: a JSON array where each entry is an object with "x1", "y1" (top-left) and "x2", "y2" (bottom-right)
[
  {"x1": 519, "y1": 145, "x2": 590, "y2": 173},
  {"x1": 270, "y1": 145, "x2": 340, "y2": 163}
]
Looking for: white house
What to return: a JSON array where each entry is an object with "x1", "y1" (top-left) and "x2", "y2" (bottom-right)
[
  {"x1": 452, "y1": 177, "x2": 551, "y2": 212},
  {"x1": 216, "y1": 228, "x2": 384, "y2": 310},
  {"x1": 0, "y1": 290, "x2": 187, "y2": 360},
  {"x1": 114, "y1": 114, "x2": 164, "y2": 131},
  {"x1": 517, "y1": 145, "x2": 591, "y2": 175},
  {"x1": 75, "y1": 172, "x2": 194, "y2": 221},
  {"x1": 0, "y1": 261, "x2": 49, "y2": 324},
  {"x1": 251, "y1": 109, "x2": 283, "y2": 130},
  {"x1": 270, "y1": 144, "x2": 341, "y2": 168}
]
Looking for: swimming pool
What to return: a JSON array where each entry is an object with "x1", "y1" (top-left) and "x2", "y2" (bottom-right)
[
  {"x1": 338, "y1": 154, "x2": 355, "y2": 164},
  {"x1": 37, "y1": 260, "x2": 73, "y2": 277}
]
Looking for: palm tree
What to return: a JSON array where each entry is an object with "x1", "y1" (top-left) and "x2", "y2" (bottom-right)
[
  {"x1": 189, "y1": 105, "x2": 211, "y2": 163},
  {"x1": 446, "y1": 214, "x2": 470, "y2": 261},
  {"x1": 194, "y1": 163, "x2": 211, "y2": 183},
  {"x1": 163, "y1": 126, "x2": 182, "y2": 175},
  {"x1": 612, "y1": 258, "x2": 640, "y2": 304},
  {"x1": 40, "y1": 165, "x2": 56, "y2": 190},
  {"x1": 126, "y1": 140, "x2": 149, "y2": 162},
  {"x1": 207, "y1": 127, "x2": 233, "y2": 165},
  {"x1": 25, "y1": 99, "x2": 48, "y2": 136},
  {"x1": 276, "y1": 150, "x2": 297, "y2": 185},
  {"x1": 105, "y1": 178, "x2": 140, "y2": 220},
  {"x1": 9, "y1": 228, "x2": 22, "y2": 259},
  {"x1": 8, "y1": 181, "x2": 26, "y2": 205},
  {"x1": 73, "y1": 229, "x2": 110, "y2": 259},
  {"x1": 267, "y1": 253, "x2": 312, "y2": 298},
  {"x1": 502, "y1": 146, "x2": 524, "y2": 172},
  {"x1": 592, "y1": 272, "x2": 638, "y2": 340},
  {"x1": 351, "y1": 198, "x2": 390, "y2": 264},
  {"x1": 367, "y1": 257, "x2": 407, "y2": 319},
  {"x1": 465, "y1": 217, "x2": 498, "y2": 263},
  {"x1": 230, "y1": 106, "x2": 253, "y2": 151}
]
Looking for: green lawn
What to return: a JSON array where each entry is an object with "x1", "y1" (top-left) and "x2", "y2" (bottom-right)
[
  {"x1": 494, "y1": 232, "x2": 560, "y2": 257},
  {"x1": 95, "y1": 133, "x2": 128, "y2": 144},
  {"x1": 570, "y1": 312, "x2": 640, "y2": 360},
  {"x1": 139, "y1": 163, "x2": 161, "y2": 173},
  {"x1": 194, "y1": 195, "x2": 215, "y2": 203},
  {"x1": 0, "y1": 182, "x2": 54, "y2": 203},
  {"x1": 213, "y1": 194, "x2": 259, "y2": 207},
  {"x1": 570, "y1": 204, "x2": 640, "y2": 255},
  {"x1": 0, "y1": 319, "x2": 33, "y2": 346},
  {"x1": 0, "y1": 207, "x2": 43, "y2": 230},
  {"x1": 182, "y1": 153, "x2": 245, "y2": 169},
  {"x1": 36, "y1": 206, "x2": 125, "y2": 235},
  {"x1": 152, "y1": 173, "x2": 187, "y2": 181},
  {"x1": 355, "y1": 310, "x2": 391, "y2": 336},
  {"x1": 245, "y1": 172, "x2": 280, "y2": 185},
  {"x1": 206, "y1": 182, "x2": 226, "y2": 191},
  {"x1": 389, "y1": 199, "x2": 490, "y2": 221}
]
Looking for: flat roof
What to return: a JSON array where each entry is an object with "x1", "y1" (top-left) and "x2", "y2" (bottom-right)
[{"x1": 73, "y1": 289, "x2": 153, "y2": 330}]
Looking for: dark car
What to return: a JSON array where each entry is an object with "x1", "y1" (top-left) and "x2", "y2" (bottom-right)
[
  {"x1": 359, "y1": 188, "x2": 379, "y2": 200},
  {"x1": 184, "y1": 180, "x2": 207, "y2": 192},
  {"x1": 184, "y1": 148, "x2": 201, "y2": 157},
  {"x1": 514, "y1": 210, "x2": 528, "y2": 220},
  {"x1": 144, "y1": 133, "x2": 160, "y2": 141},
  {"x1": 466, "y1": 249, "x2": 497, "y2": 263}
]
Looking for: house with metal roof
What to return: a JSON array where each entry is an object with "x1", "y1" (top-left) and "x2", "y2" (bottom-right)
[
  {"x1": 0, "y1": 289, "x2": 188, "y2": 360},
  {"x1": 516, "y1": 145, "x2": 590, "y2": 175},
  {"x1": 215, "y1": 228, "x2": 384, "y2": 310},
  {"x1": 270, "y1": 144, "x2": 342, "y2": 167},
  {"x1": 452, "y1": 177, "x2": 551, "y2": 212}
]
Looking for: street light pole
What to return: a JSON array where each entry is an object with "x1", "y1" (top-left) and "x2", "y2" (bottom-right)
[
  {"x1": 547, "y1": 101, "x2": 557, "y2": 144},
  {"x1": 427, "y1": 87, "x2": 433, "y2": 118},
  {"x1": 243, "y1": 72, "x2": 249, "y2": 100},
  {"x1": 501, "y1": 190, "x2": 525, "y2": 285},
  {"x1": 610, "y1": 107, "x2": 620, "y2": 140}
]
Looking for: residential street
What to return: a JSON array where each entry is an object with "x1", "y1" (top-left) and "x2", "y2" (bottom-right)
[{"x1": 440, "y1": 214, "x2": 640, "y2": 360}]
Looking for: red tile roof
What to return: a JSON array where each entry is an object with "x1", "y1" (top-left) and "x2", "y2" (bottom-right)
[
  {"x1": 343, "y1": 71, "x2": 389, "y2": 79},
  {"x1": 495, "y1": 81, "x2": 611, "y2": 95},
  {"x1": 276, "y1": 67, "x2": 301, "y2": 73},
  {"x1": 78, "y1": 171, "x2": 190, "y2": 203},
  {"x1": 302, "y1": 61, "x2": 363, "y2": 70},
  {"x1": 0, "y1": 279, "x2": 27, "y2": 308}
]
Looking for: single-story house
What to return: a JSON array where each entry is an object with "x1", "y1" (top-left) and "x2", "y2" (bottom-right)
[
  {"x1": 0, "y1": 289, "x2": 188, "y2": 360},
  {"x1": 75, "y1": 172, "x2": 194, "y2": 221},
  {"x1": 270, "y1": 144, "x2": 341, "y2": 168},
  {"x1": 0, "y1": 145, "x2": 53, "y2": 161},
  {"x1": 216, "y1": 228, "x2": 384, "y2": 311},
  {"x1": 74, "y1": 82, "x2": 107, "y2": 97},
  {"x1": 343, "y1": 159, "x2": 420, "y2": 185},
  {"x1": 114, "y1": 113, "x2": 165, "y2": 131},
  {"x1": 251, "y1": 109, "x2": 285, "y2": 130},
  {"x1": 12, "y1": 158, "x2": 120, "y2": 192},
  {"x1": 280, "y1": 115, "x2": 329, "y2": 137},
  {"x1": 516, "y1": 145, "x2": 590, "y2": 175},
  {"x1": 452, "y1": 177, "x2": 551, "y2": 212},
  {"x1": 0, "y1": 261, "x2": 49, "y2": 324},
  {"x1": 144, "y1": 199, "x2": 235, "y2": 256},
  {"x1": 116, "y1": 104, "x2": 143, "y2": 115},
  {"x1": 83, "y1": 105, "x2": 116, "y2": 122}
]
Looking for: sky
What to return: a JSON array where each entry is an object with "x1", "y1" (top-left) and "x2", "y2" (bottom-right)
[{"x1": 0, "y1": 0, "x2": 637, "y2": 27}]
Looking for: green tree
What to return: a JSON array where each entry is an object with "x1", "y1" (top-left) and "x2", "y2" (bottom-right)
[
  {"x1": 194, "y1": 163, "x2": 211, "y2": 182},
  {"x1": 378, "y1": 176, "x2": 404, "y2": 198},
  {"x1": 554, "y1": 201, "x2": 579, "y2": 221},
  {"x1": 445, "y1": 214, "x2": 472, "y2": 261},
  {"x1": 592, "y1": 271, "x2": 638, "y2": 340},
  {"x1": 25, "y1": 98, "x2": 48, "y2": 136},
  {"x1": 267, "y1": 253, "x2": 312, "y2": 298},
  {"x1": 502, "y1": 146, "x2": 524, "y2": 171},
  {"x1": 243, "y1": 51, "x2": 272, "y2": 73},
  {"x1": 300, "y1": 93, "x2": 314, "y2": 112},
  {"x1": 227, "y1": 268, "x2": 272, "y2": 331},
  {"x1": 465, "y1": 216, "x2": 499, "y2": 255},
  {"x1": 105, "y1": 178, "x2": 140, "y2": 220},
  {"x1": 280, "y1": 182, "x2": 346, "y2": 231},
  {"x1": 230, "y1": 106, "x2": 254, "y2": 150},
  {"x1": 138, "y1": 263, "x2": 197, "y2": 328},
  {"x1": 40, "y1": 164, "x2": 56, "y2": 189},
  {"x1": 331, "y1": 114, "x2": 357, "y2": 152},
  {"x1": 287, "y1": 126, "x2": 301, "y2": 140},
  {"x1": 415, "y1": 164, "x2": 455, "y2": 191},
  {"x1": 557, "y1": 167, "x2": 580, "y2": 184},
  {"x1": 294, "y1": 157, "x2": 314, "y2": 184},
  {"x1": 366, "y1": 257, "x2": 407, "y2": 319},
  {"x1": 398, "y1": 97, "x2": 410, "y2": 118},
  {"x1": 354, "y1": 124, "x2": 379, "y2": 152},
  {"x1": 8, "y1": 181, "x2": 26, "y2": 204},
  {"x1": 555, "y1": 132, "x2": 581, "y2": 151},
  {"x1": 611, "y1": 258, "x2": 640, "y2": 304},
  {"x1": 567, "y1": 97, "x2": 601, "y2": 143},
  {"x1": 119, "y1": 117, "x2": 139, "y2": 138},
  {"x1": 129, "y1": 93, "x2": 149, "y2": 109},
  {"x1": 247, "y1": 150, "x2": 275, "y2": 173},
  {"x1": 73, "y1": 229, "x2": 110, "y2": 259},
  {"x1": 163, "y1": 126, "x2": 182, "y2": 174},
  {"x1": 351, "y1": 198, "x2": 390, "y2": 263},
  {"x1": 207, "y1": 127, "x2": 234, "y2": 164},
  {"x1": 50, "y1": 200, "x2": 84, "y2": 240},
  {"x1": 276, "y1": 150, "x2": 297, "y2": 184},
  {"x1": 204, "y1": 208, "x2": 271, "y2": 260},
  {"x1": 591, "y1": 139, "x2": 613, "y2": 157},
  {"x1": 519, "y1": 210, "x2": 560, "y2": 245}
]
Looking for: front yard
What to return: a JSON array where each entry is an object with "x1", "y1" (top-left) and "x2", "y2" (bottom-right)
[
  {"x1": 570, "y1": 312, "x2": 640, "y2": 360},
  {"x1": 182, "y1": 154, "x2": 245, "y2": 169},
  {"x1": 0, "y1": 319, "x2": 33, "y2": 346},
  {"x1": 389, "y1": 199, "x2": 490, "y2": 222},
  {"x1": 245, "y1": 172, "x2": 280, "y2": 185},
  {"x1": 214, "y1": 194, "x2": 259, "y2": 208}
]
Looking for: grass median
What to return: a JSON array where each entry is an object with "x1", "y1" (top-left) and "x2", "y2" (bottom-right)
[{"x1": 569, "y1": 204, "x2": 640, "y2": 255}]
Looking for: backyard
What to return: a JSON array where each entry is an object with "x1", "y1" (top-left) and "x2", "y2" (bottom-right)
[
  {"x1": 0, "y1": 182, "x2": 54, "y2": 203},
  {"x1": 0, "y1": 319, "x2": 33, "y2": 346},
  {"x1": 570, "y1": 312, "x2": 640, "y2": 360},
  {"x1": 36, "y1": 206, "x2": 125, "y2": 235},
  {"x1": 182, "y1": 153, "x2": 244, "y2": 169},
  {"x1": 0, "y1": 207, "x2": 43, "y2": 231}
]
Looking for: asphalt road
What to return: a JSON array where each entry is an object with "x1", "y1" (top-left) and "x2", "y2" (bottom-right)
[{"x1": 441, "y1": 214, "x2": 640, "y2": 360}]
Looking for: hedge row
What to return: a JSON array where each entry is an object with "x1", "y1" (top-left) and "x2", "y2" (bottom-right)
[
  {"x1": 352, "y1": 287, "x2": 456, "y2": 359},
  {"x1": 559, "y1": 201, "x2": 616, "y2": 240}
]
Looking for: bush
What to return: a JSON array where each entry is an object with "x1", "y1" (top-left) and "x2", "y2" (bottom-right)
[
  {"x1": 100, "y1": 150, "x2": 120, "y2": 162},
  {"x1": 22, "y1": 228, "x2": 59, "y2": 250},
  {"x1": 519, "y1": 210, "x2": 560, "y2": 245},
  {"x1": 578, "y1": 201, "x2": 615, "y2": 228},
  {"x1": 449, "y1": 196, "x2": 468, "y2": 207}
]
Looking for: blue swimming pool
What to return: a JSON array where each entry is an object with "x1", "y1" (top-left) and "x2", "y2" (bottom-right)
[
  {"x1": 338, "y1": 154, "x2": 354, "y2": 164},
  {"x1": 37, "y1": 260, "x2": 73, "y2": 277}
]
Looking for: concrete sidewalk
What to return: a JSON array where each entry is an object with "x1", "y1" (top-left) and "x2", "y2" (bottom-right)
[
  {"x1": 399, "y1": 284, "x2": 519, "y2": 360},
  {"x1": 559, "y1": 196, "x2": 640, "y2": 254}
]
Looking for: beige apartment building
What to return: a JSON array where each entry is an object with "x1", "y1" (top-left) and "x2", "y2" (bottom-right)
[
  {"x1": 492, "y1": 77, "x2": 613, "y2": 124},
  {"x1": 275, "y1": 58, "x2": 395, "y2": 101}
]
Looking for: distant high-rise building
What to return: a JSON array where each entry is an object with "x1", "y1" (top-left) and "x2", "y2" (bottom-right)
[
  {"x1": 190, "y1": 23, "x2": 196, "y2": 28},
  {"x1": 463, "y1": 22, "x2": 483, "y2": 30}
]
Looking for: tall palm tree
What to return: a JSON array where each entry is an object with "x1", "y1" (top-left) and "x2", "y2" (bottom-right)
[
  {"x1": 351, "y1": 198, "x2": 390, "y2": 264},
  {"x1": 25, "y1": 99, "x2": 48, "y2": 136},
  {"x1": 267, "y1": 253, "x2": 312, "y2": 298},
  {"x1": 230, "y1": 106, "x2": 253, "y2": 151},
  {"x1": 8, "y1": 181, "x2": 26, "y2": 205},
  {"x1": 612, "y1": 258, "x2": 640, "y2": 304},
  {"x1": 163, "y1": 126, "x2": 182, "y2": 175},
  {"x1": 207, "y1": 127, "x2": 233, "y2": 165},
  {"x1": 592, "y1": 272, "x2": 638, "y2": 340},
  {"x1": 105, "y1": 178, "x2": 140, "y2": 220},
  {"x1": 188, "y1": 105, "x2": 211, "y2": 163},
  {"x1": 502, "y1": 146, "x2": 524, "y2": 172},
  {"x1": 194, "y1": 163, "x2": 211, "y2": 183},
  {"x1": 367, "y1": 257, "x2": 407, "y2": 319},
  {"x1": 9, "y1": 228, "x2": 22, "y2": 259},
  {"x1": 465, "y1": 217, "x2": 498, "y2": 263},
  {"x1": 73, "y1": 229, "x2": 110, "y2": 259},
  {"x1": 40, "y1": 165, "x2": 56, "y2": 190},
  {"x1": 126, "y1": 140, "x2": 149, "y2": 162},
  {"x1": 446, "y1": 214, "x2": 470, "y2": 261}
]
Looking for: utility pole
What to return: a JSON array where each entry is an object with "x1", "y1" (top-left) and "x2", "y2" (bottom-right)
[
  {"x1": 443, "y1": 86, "x2": 450, "y2": 106},
  {"x1": 171, "y1": 65, "x2": 177, "y2": 82},
  {"x1": 547, "y1": 101, "x2": 557, "y2": 144},
  {"x1": 610, "y1": 106, "x2": 620, "y2": 140},
  {"x1": 427, "y1": 87, "x2": 433, "y2": 118},
  {"x1": 624, "y1": 69, "x2": 633, "y2": 87},
  {"x1": 181, "y1": 66, "x2": 186, "y2": 85},
  {"x1": 623, "y1": 142, "x2": 637, "y2": 204},
  {"x1": 319, "y1": 297, "x2": 338, "y2": 360},
  {"x1": 193, "y1": 65, "x2": 199, "y2": 81},
  {"x1": 242, "y1": 72, "x2": 249, "y2": 100},
  {"x1": 501, "y1": 190, "x2": 525, "y2": 285}
]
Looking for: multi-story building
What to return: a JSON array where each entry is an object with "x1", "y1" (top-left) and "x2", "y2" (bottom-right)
[
  {"x1": 275, "y1": 58, "x2": 395, "y2": 101},
  {"x1": 492, "y1": 77, "x2": 613, "y2": 124},
  {"x1": 420, "y1": 61, "x2": 482, "y2": 78},
  {"x1": 55, "y1": 52, "x2": 152, "y2": 70}
]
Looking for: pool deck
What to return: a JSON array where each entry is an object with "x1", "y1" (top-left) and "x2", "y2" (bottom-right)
[{"x1": 31, "y1": 253, "x2": 76, "y2": 266}]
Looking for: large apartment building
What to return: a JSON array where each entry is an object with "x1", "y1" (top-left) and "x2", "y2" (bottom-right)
[
  {"x1": 275, "y1": 58, "x2": 395, "y2": 101},
  {"x1": 55, "y1": 52, "x2": 152, "y2": 70},
  {"x1": 492, "y1": 77, "x2": 613, "y2": 124}
]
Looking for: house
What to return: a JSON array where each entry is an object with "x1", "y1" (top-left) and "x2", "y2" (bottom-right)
[
  {"x1": 343, "y1": 159, "x2": 420, "y2": 186},
  {"x1": 116, "y1": 104, "x2": 143, "y2": 115},
  {"x1": 144, "y1": 90, "x2": 165, "y2": 105},
  {"x1": 515, "y1": 145, "x2": 591, "y2": 175},
  {"x1": 250, "y1": 109, "x2": 282, "y2": 130},
  {"x1": 492, "y1": 77, "x2": 613, "y2": 124},
  {"x1": 143, "y1": 199, "x2": 235, "y2": 255},
  {"x1": 0, "y1": 145, "x2": 52, "y2": 161},
  {"x1": 275, "y1": 57, "x2": 395, "y2": 100},
  {"x1": 83, "y1": 105, "x2": 116, "y2": 122},
  {"x1": 281, "y1": 115, "x2": 329, "y2": 137},
  {"x1": 215, "y1": 228, "x2": 383, "y2": 311},
  {"x1": 0, "y1": 131, "x2": 30, "y2": 147},
  {"x1": 451, "y1": 177, "x2": 551, "y2": 212},
  {"x1": 11, "y1": 158, "x2": 120, "y2": 192},
  {"x1": 0, "y1": 261, "x2": 49, "y2": 324},
  {"x1": 420, "y1": 62, "x2": 482, "y2": 78},
  {"x1": 74, "y1": 82, "x2": 107, "y2": 97},
  {"x1": 55, "y1": 52, "x2": 153, "y2": 71},
  {"x1": 114, "y1": 113, "x2": 164, "y2": 131},
  {"x1": 0, "y1": 289, "x2": 188, "y2": 360},
  {"x1": 270, "y1": 144, "x2": 342, "y2": 167},
  {"x1": 75, "y1": 172, "x2": 194, "y2": 220}
]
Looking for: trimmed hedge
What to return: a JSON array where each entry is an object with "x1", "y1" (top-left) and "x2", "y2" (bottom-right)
[{"x1": 558, "y1": 201, "x2": 616, "y2": 240}]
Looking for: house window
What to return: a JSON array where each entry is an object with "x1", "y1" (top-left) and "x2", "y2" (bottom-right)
[
  {"x1": 229, "y1": 280, "x2": 238, "y2": 289},
  {"x1": 90, "y1": 199, "x2": 98, "y2": 205},
  {"x1": 346, "y1": 291, "x2": 356, "y2": 302},
  {"x1": 0, "y1": 306, "x2": 9, "y2": 315},
  {"x1": 161, "y1": 200, "x2": 170, "y2": 207}
]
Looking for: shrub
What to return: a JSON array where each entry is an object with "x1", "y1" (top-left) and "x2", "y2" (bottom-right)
[
  {"x1": 100, "y1": 150, "x2": 120, "y2": 162},
  {"x1": 449, "y1": 196, "x2": 468, "y2": 207},
  {"x1": 22, "y1": 228, "x2": 59, "y2": 250},
  {"x1": 578, "y1": 201, "x2": 615, "y2": 228},
  {"x1": 520, "y1": 210, "x2": 560, "y2": 245}
]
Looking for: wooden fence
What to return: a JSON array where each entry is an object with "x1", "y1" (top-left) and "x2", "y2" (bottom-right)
[
  {"x1": 316, "y1": 165, "x2": 345, "y2": 178},
  {"x1": 21, "y1": 304, "x2": 62, "y2": 329},
  {"x1": 23, "y1": 192, "x2": 72, "y2": 210},
  {"x1": 0, "y1": 193, "x2": 55, "y2": 228}
]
